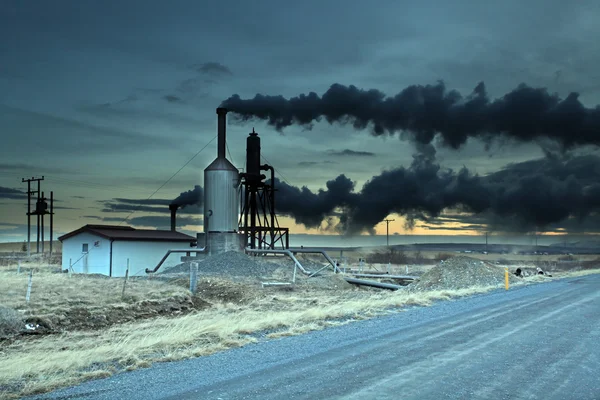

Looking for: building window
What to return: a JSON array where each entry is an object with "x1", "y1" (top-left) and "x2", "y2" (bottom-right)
[{"x1": 82, "y1": 243, "x2": 89, "y2": 253}]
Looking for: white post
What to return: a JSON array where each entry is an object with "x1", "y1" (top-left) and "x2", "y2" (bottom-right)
[
  {"x1": 406, "y1": 265, "x2": 408, "y2": 274},
  {"x1": 189, "y1": 262, "x2": 198, "y2": 293},
  {"x1": 26, "y1": 270, "x2": 33, "y2": 304},
  {"x1": 292, "y1": 261, "x2": 297, "y2": 283},
  {"x1": 121, "y1": 269, "x2": 129, "y2": 299}
]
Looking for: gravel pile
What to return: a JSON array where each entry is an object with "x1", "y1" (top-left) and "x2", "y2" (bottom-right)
[
  {"x1": 162, "y1": 251, "x2": 275, "y2": 278},
  {"x1": 408, "y1": 256, "x2": 519, "y2": 291}
]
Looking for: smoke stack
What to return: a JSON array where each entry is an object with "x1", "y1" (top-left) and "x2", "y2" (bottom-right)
[
  {"x1": 169, "y1": 203, "x2": 179, "y2": 232},
  {"x1": 216, "y1": 107, "x2": 228, "y2": 159}
]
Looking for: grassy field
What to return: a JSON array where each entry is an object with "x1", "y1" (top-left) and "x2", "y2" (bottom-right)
[
  {"x1": 0, "y1": 251, "x2": 598, "y2": 399},
  {"x1": 0, "y1": 241, "x2": 62, "y2": 253}
]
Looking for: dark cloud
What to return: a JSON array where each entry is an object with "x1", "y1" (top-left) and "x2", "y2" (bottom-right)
[
  {"x1": 0, "y1": 163, "x2": 68, "y2": 174},
  {"x1": 163, "y1": 95, "x2": 183, "y2": 103},
  {"x1": 111, "y1": 198, "x2": 172, "y2": 206},
  {"x1": 192, "y1": 62, "x2": 233, "y2": 77},
  {"x1": 297, "y1": 160, "x2": 337, "y2": 166},
  {"x1": 1, "y1": 105, "x2": 172, "y2": 154},
  {"x1": 221, "y1": 81, "x2": 600, "y2": 150},
  {"x1": 0, "y1": 186, "x2": 26, "y2": 199},
  {"x1": 100, "y1": 193, "x2": 203, "y2": 215},
  {"x1": 100, "y1": 200, "x2": 167, "y2": 214},
  {"x1": 418, "y1": 224, "x2": 488, "y2": 232},
  {"x1": 102, "y1": 215, "x2": 202, "y2": 228},
  {"x1": 326, "y1": 149, "x2": 375, "y2": 157}
]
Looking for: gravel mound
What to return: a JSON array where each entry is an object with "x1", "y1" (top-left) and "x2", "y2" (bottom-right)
[
  {"x1": 162, "y1": 251, "x2": 275, "y2": 278},
  {"x1": 408, "y1": 256, "x2": 519, "y2": 291}
]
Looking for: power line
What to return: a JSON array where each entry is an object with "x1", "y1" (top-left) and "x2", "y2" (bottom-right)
[
  {"x1": 117, "y1": 135, "x2": 217, "y2": 226},
  {"x1": 226, "y1": 141, "x2": 237, "y2": 168}
]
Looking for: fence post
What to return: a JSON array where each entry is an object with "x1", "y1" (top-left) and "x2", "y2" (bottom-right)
[
  {"x1": 26, "y1": 270, "x2": 33, "y2": 304},
  {"x1": 189, "y1": 262, "x2": 198, "y2": 293},
  {"x1": 69, "y1": 258, "x2": 72, "y2": 277},
  {"x1": 17, "y1": 260, "x2": 21, "y2": 274},
  {"x1": 121, "y1": 269, "x2": 130, "y2": 299}
]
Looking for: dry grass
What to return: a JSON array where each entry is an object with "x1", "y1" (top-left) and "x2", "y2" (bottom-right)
[
  {"x1": 547, "y1": 268, "x2": 600, "y2": 278},
  {"x1": 0, "y1": 253, "x2": 597, "y2": 399},
  {"x1": 0, "y1": 278, "x2": 508, "y2": 398},
  {"x1": 0, "y1": 269, "x2": 190, "y2": 315}
]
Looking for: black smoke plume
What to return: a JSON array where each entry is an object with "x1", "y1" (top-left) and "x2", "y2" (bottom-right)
[
  {"x1": 268, "y1": 175, "x2": 356, "y2": 229},
  {"x1": 267, "y1": 153, "x2": 600, "y2": 234},
  {"x1": 172, "y1": 185, "x2": 203, "y2": 208},
  {"x1": 221, "y1": 81, "x2": 600, "y2": 149}
]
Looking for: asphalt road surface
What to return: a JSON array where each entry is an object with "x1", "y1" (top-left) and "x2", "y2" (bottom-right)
[{"x1": 30, "y1": 274, "x2": 600, "y2": 400}]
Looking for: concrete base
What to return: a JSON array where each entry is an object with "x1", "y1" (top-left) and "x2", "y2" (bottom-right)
[
  {"x1": 180, "y1": 232, "x2": 245, "y2": 263},
  {"x1": 207, "y1": 232, "x2": 245, "y2": 256}
]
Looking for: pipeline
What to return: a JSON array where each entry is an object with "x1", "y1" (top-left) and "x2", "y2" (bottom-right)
[
  {"x1": 288, "y1": 247, "x2": 342, "y2": 273},
  {"x1": 344, "y1": 277, "x2": 402, "y2": 291},
  {"x1": 244, "y1": 248, "x2": 310, "y2": 279},
  {"x1": 351, "y1": 273, "x2": 417, "y2": 280},
  {"x1": 145, "y1": 248, "x2": 206, "y2": 274}
]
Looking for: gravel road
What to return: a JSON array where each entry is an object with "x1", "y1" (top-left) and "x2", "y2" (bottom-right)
[{"x1": 29, "y1": 274, "x2": 600, "y2": 400}]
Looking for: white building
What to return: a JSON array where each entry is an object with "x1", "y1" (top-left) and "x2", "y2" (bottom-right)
[{"x1": 58, "y1": 225, "x2": 195, "y2": 277}]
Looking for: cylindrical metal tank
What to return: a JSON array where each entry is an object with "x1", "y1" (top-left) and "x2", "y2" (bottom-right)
[
  {"x1": 246, "y1": 130, "x2": 261, "y2": 180},
  {"x1": 204, "y1": 158, "x2": 240, "y2": 232}
]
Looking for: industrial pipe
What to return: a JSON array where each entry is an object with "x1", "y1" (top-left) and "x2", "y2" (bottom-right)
[
  {"x1": 288, "y1": 248, "x2": 342, "y2": 273},
  {"x1": 351, "y1": 273, "x2": 417, "y2": 280},
  {"x1": 169, "y1": 204, "x2": 179, "y2": 232},
  {"x1": 145, "y1": 248, "x2": 206, "y2": 274},
  {"x1": 344, "y1": 277, "x2": 402, "y2": 290},
  {"x1": 261, "y1": 164, "x2": 276, "y2": 248},
  {"x1": 244, "y1": 248, "x2": 310, "y2": 276},
  {"x1": 216, "y1": 107, "x2": 228, "y2": 159}
]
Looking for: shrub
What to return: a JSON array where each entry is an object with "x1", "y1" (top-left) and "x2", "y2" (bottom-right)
[
  {"x1": 366, "y1": 248, "x2": 409, "y2": 264},
  {"x1": 0, "y1": 306, "x2": 22, "y2": 338}
]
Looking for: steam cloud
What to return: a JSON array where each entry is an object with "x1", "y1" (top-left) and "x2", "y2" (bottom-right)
[
  {"x1": 221, "y1": 81, "x2": 600, "y2": 149},
  {"x1": 270, "y1": 152, "x2": 600, "y2": 234}
]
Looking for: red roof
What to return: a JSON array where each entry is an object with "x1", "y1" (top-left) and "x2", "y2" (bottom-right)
[{"x1": 58, "y1": 224, "x2": 195, "y2": 242}]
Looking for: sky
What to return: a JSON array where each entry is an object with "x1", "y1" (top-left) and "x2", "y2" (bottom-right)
[{"x1": 1, "y1": 0, "x2": 600, "y2": 243}]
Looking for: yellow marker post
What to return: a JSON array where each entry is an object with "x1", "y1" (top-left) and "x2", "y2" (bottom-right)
[{"x1": 505, "y1": 267, "x2": 509, "y2": 290}]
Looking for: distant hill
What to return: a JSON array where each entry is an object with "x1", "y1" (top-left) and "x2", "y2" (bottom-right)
[
  {"x1": 549, "y1": 240, "x2": 600, "y2": 249},
  {"x1": 0, "y1": 241, "x2": 62, "y2": 253}
]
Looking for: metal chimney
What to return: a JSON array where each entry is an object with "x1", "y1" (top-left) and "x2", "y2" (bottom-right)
[
  {"x1": 169, "y1": 204, "x2": 179, "y2": 232},
  {"x1": 216, "y1": 107, "x2": 228, "y2": 159}
]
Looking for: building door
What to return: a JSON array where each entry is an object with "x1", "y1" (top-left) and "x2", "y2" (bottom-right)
[{"x1": 82, "y1": 243, "x2": 89, "y2": 273}]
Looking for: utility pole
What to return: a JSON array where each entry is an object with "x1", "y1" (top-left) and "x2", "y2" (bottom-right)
[
  {"x1": 485, "y1": 231, "x2": 488, "y2": 253},
  {"x1": 384, "y1": 219, "x2": 395, "y2": 247},
  {"x1": 21, "y1": 176, "x2": 44, "y2": 256}
]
